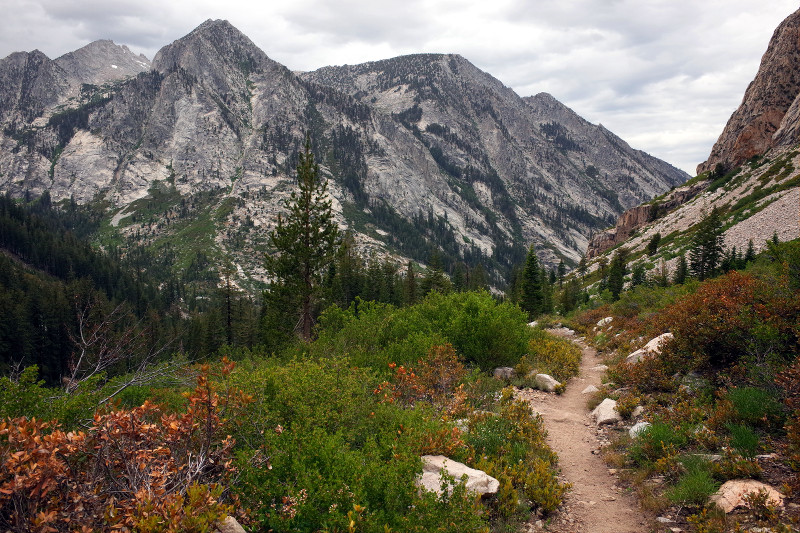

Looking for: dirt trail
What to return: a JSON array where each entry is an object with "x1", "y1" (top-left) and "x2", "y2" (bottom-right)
[{"x1": 517, "y1": 329, "x2": 650, "y2": 533}]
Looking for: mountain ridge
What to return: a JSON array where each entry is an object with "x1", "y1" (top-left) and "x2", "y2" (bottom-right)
[{"x1": 0, "y1": 19, "x2": 688, "y2": 287}]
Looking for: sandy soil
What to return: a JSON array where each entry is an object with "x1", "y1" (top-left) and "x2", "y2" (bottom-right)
[{"x1": 517, "y1": 331, "x2": 653, "y2": 533}]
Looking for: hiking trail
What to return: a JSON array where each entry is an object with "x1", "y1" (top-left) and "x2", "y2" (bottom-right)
[{"x1": 516, "y1": 328, "x2": 651, "y2": 533}]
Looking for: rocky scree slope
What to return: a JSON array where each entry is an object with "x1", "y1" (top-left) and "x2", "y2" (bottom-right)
[{"x1": 0, "y1": 19, "x2": 687, "y2": 288}]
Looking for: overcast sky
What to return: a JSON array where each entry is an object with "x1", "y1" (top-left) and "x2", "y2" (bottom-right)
[{"x1": 2, "y1": 1, "x2": 798, "y2": 175}]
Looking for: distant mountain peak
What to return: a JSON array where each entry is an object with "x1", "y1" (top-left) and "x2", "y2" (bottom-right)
[{"x1": 55, "y1": 39, "x2": 150, "y2": 85}]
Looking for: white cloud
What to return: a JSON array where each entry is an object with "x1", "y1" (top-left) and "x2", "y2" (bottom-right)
[{"x1": 0, "y1": 0, "x2": 797, "y2": 174}]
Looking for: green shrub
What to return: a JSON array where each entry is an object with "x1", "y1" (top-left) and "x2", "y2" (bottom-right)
[
  {"x1": 314, "y1": 291, "x2": 532, "y2": 372},
  {"x1": 726, "y1": 387, "x2": 784, "y2": 428},
  {"x1": 526, "y1": 329, "x2": 581, "y2": 382},
  {"x1": 628, "y1": 421, "x2": 689, "y2": 465},
  {"x1": 726, "y1": 423, "x2": 760, "y2": 458},
  {"x1": 667, "y1": 456, "x2": 719, "y2": 506}
]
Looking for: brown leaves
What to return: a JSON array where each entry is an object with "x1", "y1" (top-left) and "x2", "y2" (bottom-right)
[{"x1": 0, "y1": 361, "x2": 245, "y2": 532}]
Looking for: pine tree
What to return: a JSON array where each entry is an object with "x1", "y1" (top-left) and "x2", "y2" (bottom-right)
[
  {"x1": 646, "y1": 232, "x2": 661, "y2": 256},
  {"x1": 520, "y1": 244, "x2": 543, "y2": 318},
  {"x1": 673, "y1": 253, "x2": 688, "y2": 285},
  {"x1": 689, "y1": 207, "x2": 724, "y2": 281},
  {"x1": 265, "y1": 136, "x2": 338, "y2": 341},
  {"x1": 607, "y1": 248, "x2": 628, "y2": 301},
  {"x1": 404, "y1": 261, "x2": 418, "y2": 305}
]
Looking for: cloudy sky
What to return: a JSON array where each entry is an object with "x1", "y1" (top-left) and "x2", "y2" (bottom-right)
[{"x1": 2, "y1": 0, "x2": 797, "y2": 175}]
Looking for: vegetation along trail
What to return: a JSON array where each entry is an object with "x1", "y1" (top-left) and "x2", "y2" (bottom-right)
[{"x1": 517, "y1": 329, "x2": 648, "y2": 533}]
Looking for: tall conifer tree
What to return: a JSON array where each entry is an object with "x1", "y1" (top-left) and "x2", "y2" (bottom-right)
[{"x1": 265, "y1": 136, "x2": 338, "y2": 341}]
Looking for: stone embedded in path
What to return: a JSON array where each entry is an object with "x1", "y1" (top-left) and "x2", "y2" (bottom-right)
[
  {"x1": 418, "y1": 455, "x2": 499, "y2": 497},
  {"x1": 493, "y1": 367, "x2": 515, "y2": 380},
  {"x1": 592, "y1": 398, "x2": 621, "y2": 425},
  {"x1": 582, "y1": 384, "x2": 599, "y2": 395},
  {"x1": 534, "y1": 373, "x2": 561, "y2": 392},
  {"x1": 710, "y1": 479, "x2": 783, "y2": 513},
  {"x1": 629, "y1": 421, "x2": 651, "y2": 438},
  {"x1": 626, "y1": 332, "x2": 673, "y2": 364},
  {"x1": 590, "y1": 364, "x2": 608, "y2": 371}
]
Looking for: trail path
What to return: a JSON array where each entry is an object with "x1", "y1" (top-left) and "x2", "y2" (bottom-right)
[{"x1": 517, "y1": 329, "x2": 650, "y2": 533}]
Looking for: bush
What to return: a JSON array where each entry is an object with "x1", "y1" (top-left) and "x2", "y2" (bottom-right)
[
  {"x1": 666, "y1": 456, "x2": 719, "y2": 506},
  {"x1": 525, "y1": 329, "x2": 582, "y2": 383},
  {"x1": 0, "y1": 362, "x2": 240, "y2": 533},
  {"x1": 726, "y1": 423, "x2": 760, "y2": 458},
  {"x1": 467, "y1": 390, "x2": 568, "y2": 516},
  {"x1": 628, "y1": 421, "x2": 689, "y2": 465},
  {"x1": 314, "y1": 291, "x2": 532, "y2": 372},
  {"x1": 725, "y1": 387, "x2": 784, "y2": 428}
]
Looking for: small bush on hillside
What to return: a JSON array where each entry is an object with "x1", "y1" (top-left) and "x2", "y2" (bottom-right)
[
  {"x1": 468, "y1": 389, "x2": 569, "y2": 516},
  {"x1": 654, "y1": 271, "x2": 798, "y2": 378},
  {"x1": 629, "y1": 421, "x2": 689, "y2": 465},
  {"x1": 666, "y1": 455, "x2": 719, "y2": 507},
  {"x1": 726, "y1": 423, "x2": 760, "y2": 458},
  {"x1": 725, "y1": 387, "x2": 785, "y2": 428},
  {"x1": 525, "y1": 329, "x2": 582, "y2": 382}
]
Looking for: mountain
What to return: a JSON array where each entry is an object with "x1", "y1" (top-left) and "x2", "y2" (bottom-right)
[
  {"x1": 0, "y1": 20, "x2": 688, "y2": 288},
  {"x1": 54, "y1": 39, "x2": 150, "y2": 85},
  {"x1": 586, "y1": 7, "x2": 800, "y2": 282},
  {"x1": 698, "y1": 7, "x2": 800, "y2": 174}
]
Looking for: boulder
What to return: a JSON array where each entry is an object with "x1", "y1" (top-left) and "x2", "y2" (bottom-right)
[
  {"x1": 710, "y1": 480, "x2": 783, "y2": 513},
  {"x1": 582, "y1": 384, "x2": 600, "y2": 395},
  {"x1": 528, "y1": 320, "x2": 538, "y2": 327},
  {"x1": 590, "y1": 364, "x2": 608, "y2": 372},
  {"x1": 626, "y1": 332, "x2": 674, "y2": 364},
  {"x1": 215, "y1": 516, "x2": 246, "y2": 533},
  {"x1": 629, "y1": 421, "x2": 651, "y2": 438},
  {"x1": 493, "y1": 367, "x2": 515, "y2": 380},
  {"x1": 592, "y1": 398, "x2": 621, "y2": 425},
  {"x1": 418, "y1": 455, "x2": 500, "y2": 497},
  {"x1": 596, "y1": 316, "x2": 613, "y2": 327},
  {"x1": 534, "y1": 373, "x2": 561, "y2": 392}
]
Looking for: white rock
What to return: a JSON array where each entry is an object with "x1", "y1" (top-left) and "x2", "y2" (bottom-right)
[
  {"x1": 592, "y1": 398, "x2": 621, "y2": 425},
  {"x1": 626, "y1": 332, "x2": 674, "y2": 364},
  {"x1": 631, "y1": 406, "x2": 645, "y2": 418},
  {"x1": 493, "y1": 367, "x2": 515, "y2": 380},
  {"x1": 710, "y1": 480, "x2": 783, "y2": 513},
  {"x1": 590, "y1": 364, "x2": 608, "y2": 371},
  {"x1": 582, "y1": 385, "x2": 600, "y2": 394},
  {"x1": 417, "y1": 455, "x2": 500, "y2": 497},
  {"x1": 528, "y1": 320, "x2": 538, "y2": 327},
  {"x1": 215, "y1": 516, "x2": 246, "y2": 533},
  {"x1": 629, "y1": 421, "x2": 651, "y2": 438},
  {"x1": 596, "y1": 316, "x2": 613, "y2": 327},
  {"x1": 535, "y1": 373, "x2": 561, "y2": 392}
]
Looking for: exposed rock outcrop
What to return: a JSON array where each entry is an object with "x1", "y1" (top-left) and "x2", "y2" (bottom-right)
[
  {"x1": 698, "y1": 8, "x2": 800, "y2": 174},
  {"x1": 586, "y1": 182, "x2": 706, "y2": 257}
]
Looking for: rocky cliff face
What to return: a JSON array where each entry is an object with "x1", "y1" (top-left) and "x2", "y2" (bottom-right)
[
  {"x1": 585, "y1": 181, "x2": 708, "y2": 257},
  {"x1": 0, "y1": 20, "x2": 688, "y2": 286},
  {"x1": 698, "y1": 8, "x2": 800, "y2": 174}
]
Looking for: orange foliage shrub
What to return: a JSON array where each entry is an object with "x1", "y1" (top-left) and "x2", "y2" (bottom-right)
[
  {"x1": 375, "y1": 343, "x2": 468, "y2": 415},
  {"x1": 0, "y1": 358, "x2": 246, "y2": 533},
  {"x1": 652, "y1": 271, "x2": 798, "y2": 373}
]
